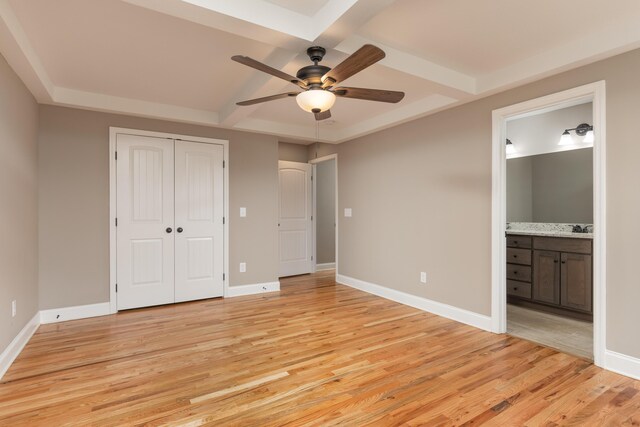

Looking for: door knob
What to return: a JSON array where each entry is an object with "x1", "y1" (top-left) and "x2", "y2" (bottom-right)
[
  {"x1": 177, "y1": 227, "x2": 183, "y2": 233},
  {"x1": 166, "y1": 227, "x2": 173, "y2": 233}
]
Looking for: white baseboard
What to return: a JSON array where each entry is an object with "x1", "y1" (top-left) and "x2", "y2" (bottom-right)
[
  {"x1": 336, "y1": 274, "x2": 493, "y2": 332},
  {"x1": 315, "y1": 262, "x2": 336, "y2": 271},
  {"x1": 0, "y1": 312, "x2": 40, "y2": 380},
  {"x1": 605, "y1": 350, "x2": 640, "y2": 380},
  {"x1": 40, "y1": 302, "x2": 111, "y2": 324},
  {"x1": 226, "y1": 281, "x2": 280, "y2": 298}
]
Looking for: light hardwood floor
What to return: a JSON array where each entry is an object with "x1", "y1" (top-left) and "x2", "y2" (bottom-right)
[
  {"x1": 1, "y1": 270, "x2": 639, "y2": 426},
  {"x1": 507, "y1": 303, "x2": 594, "y2": 360}
]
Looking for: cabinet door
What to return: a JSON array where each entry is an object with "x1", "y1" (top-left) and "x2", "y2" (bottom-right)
[
  {"x1": 533, "y1": 250, "x2": 560, "y2": 305},
  {"x1": 560, "y1": 253, "x2": 592, "y2": 312}
]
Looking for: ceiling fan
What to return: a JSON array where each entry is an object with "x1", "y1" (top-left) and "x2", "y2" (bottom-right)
[{"x1": 232, "y1": 45, "x2": 405, "y2": 121}]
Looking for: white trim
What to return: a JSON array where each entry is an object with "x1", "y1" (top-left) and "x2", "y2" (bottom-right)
[
  {"x1": 315, "y1": 263, "x2": 336, "y2": 271},
  {"x1": 605, "y1": 350, "x2": 640, "y2": 381},
  {"x1": 0, "y1": 312, "x2": 39, "y2": 380},
  {"x1": 40, "y1": 303, "x2": 111, "y2": 324},
  {"x1": 109, "y1": 127, "x2": 230, "y2": 311},
  {"x1": 309, "y1": 154, "x2": 339, "y2": 275},
  {"x1": 336, "y1": 274, "x2": 492, "y2": 332},
  {"x1": 225, "y1": 281, "x2": 281, "y2": 297},
  {"x1": 491, "y1": 81, "x2": 607, "y2": 367}
]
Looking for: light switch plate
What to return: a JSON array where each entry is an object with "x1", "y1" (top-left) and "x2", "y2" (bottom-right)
[
  {"x1": 344, "y1": 208, "x2": 352, "y2": 217},
  {"x1": 12, "y1": 300, "x2": 16, "y2": 317},
  {"x1": 420, "y1": 272, "x2": 427, "y2": 284},
  {"x1": 240, "y1": 207, "x2": 246, "y2": 217},
  {"x1": 239, "y1": 262, "x2": 246, "y2": 273}
]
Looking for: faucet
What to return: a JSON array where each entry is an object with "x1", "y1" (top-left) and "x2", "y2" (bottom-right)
[{"x1": 572, "y1": 225, "x2": 583, "y2": 233}]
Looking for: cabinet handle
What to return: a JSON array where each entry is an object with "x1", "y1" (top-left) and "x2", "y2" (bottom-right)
[
  {"x1": 554, "y1": 260, "x2": 558, "y2": 263},
  {"x1": 166, "y1": 227, "x2": 173, "y2": 233},
  {"x1": 514, "y1": 241, "x2": 518, "y2": 244},
  {"x1": 177, "y1": 227, "x2": 183, "y2": 233},
  {"x1": 513, "y1": 271, "x2": 518, "y2": 275},
  {"x1": 513, "y1": 255, "x2": 517, "y2": 258},
  {"x1": 513, "y1": 287, "x2": 518, "y2": 291},
  {"x1": 561, "y1": 261, "x2": 566, "y2": 264}
]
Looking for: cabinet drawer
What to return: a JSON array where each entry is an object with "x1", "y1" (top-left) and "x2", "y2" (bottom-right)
[
  {"x1": 507, "y1": 248, "x2": 531, "y2": 265},
  {"x1": 506, "y1": 235, "x2": 532, "y2": 249},
  {"x1": 507, "y1": 280, "x2": 532, "y2": 299},
  {"x1": 507, "y1": 264, "x2": 531, "y2": 282},
  {"x1": 533, "y1": 237, "x2": 592, "y2": 254}
]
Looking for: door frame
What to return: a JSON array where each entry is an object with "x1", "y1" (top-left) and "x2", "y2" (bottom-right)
[
  {"x1": 109, "y1": 127, "x2": 229, "y2": 314},
  {"x1": 309, "y1": 154, "x2": 338, "y2": 273},
  {"x1": 491, "y1": 81, "x2": 606, "y2": 366}
]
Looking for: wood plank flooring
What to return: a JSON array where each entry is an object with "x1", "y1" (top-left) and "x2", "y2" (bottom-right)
[{"x1": 1, "y1": 270, "x2": 639, "y2": 426}]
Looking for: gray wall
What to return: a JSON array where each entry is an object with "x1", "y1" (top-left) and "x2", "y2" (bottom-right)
[
  {"x1": 0, "y1": 54, "x2": 39, "y2": 352},
  {"x1": 316, "y1": 159, "x2": 336, "y2": 264},
  {"x1": 507, "y1": 148, "x2": 593, "y2": 223},
  {"x1": 38, "y1": 105, "x2": 279, "y2": 310},
  {"x1": 336, "y1": 48, "x2": 640, "y2": 359},
  {"x1": 507, "y1": 157, "x2": 533, "y2": 222},
  {"x1": 278, "y1": 141, "x2": 308, "y2": 162}
]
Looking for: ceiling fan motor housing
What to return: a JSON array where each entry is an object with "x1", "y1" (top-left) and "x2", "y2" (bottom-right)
[{"x1": 297, "y1": 65, "x2": 331, "y2": 87}]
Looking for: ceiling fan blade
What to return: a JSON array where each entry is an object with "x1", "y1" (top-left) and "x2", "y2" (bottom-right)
[
  {"x1": 321, "y1": 45, "x2": 385, "y2": 88},
  {"x1": 232, "y1": 55, "x2": 307, "y2": 88},
  {"x1": 236, "y1": 92, "x2": 300, "y2": 106},
  {"x1": 314, "y1": 110, "x2": 332, "y2": 121},
  {"x1": 333, "y1": 87, "x2": 405, "y2": 103}
]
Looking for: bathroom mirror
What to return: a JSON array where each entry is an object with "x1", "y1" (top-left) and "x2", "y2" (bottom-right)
[{"x1": 507, "y1": 148, "x2": 593, "y2": 223}]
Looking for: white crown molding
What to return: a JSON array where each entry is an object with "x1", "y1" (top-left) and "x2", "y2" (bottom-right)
[
  {"x1": 51, "y1": 87, "x2": 221, "y2": 126},
  {"x1": 331, "y1": 93, "x2": 459, "y2": 142},
  {"x1": 477, "y1": 17, "x2": 640, "y2": 94},
  {"x1": 0, "y1": 312, "x2": 39, "y2": 380},
  {"x1": 336, "y1": 274, "x2": 493, "y2": 332}
]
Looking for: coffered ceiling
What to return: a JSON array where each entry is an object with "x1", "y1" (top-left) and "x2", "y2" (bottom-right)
[{"x1": 1, "y1": 0, "x2": 639, "y2": 143}]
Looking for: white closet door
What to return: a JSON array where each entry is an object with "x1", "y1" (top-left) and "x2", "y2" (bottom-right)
[
  {"x1": 116, "y1": 134, "x2": 175, "y2": 310},
  {"x1": 174, "y1": 141, "x2": 224, "y2": 302},
  {"x1": 278, "y1": 161, "x2": 313, "y2": 277}
]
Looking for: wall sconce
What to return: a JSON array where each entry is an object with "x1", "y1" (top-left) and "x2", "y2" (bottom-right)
[
  {"x1": 506, "y1": 138, "x2": 516, "y2": 155},
  {"x1": 559, "y1": 123, "x2": 594, "y2": 146}
]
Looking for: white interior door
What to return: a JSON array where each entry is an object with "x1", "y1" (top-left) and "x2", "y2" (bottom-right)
[
  {"x1": 116, "y1": 134, "x2": 175, "y2": 310},
  {"x1": 174, "y1": 141, "x2": 224, "y2": 302},
  {"x1": 278, "y1": 161, "x2": 313, "y2": 277}
]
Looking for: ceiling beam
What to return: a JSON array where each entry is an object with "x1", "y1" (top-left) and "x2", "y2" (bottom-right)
[
  {"x1": 334, "y1": 35, "x2": 477, "y2": 95},
  {"x1": 0, "y1": 0, "x2": 54, "y2": 102}
]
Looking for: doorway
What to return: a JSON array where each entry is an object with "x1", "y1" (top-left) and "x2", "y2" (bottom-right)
[
  {"x1": 491, "y1": 82, "x2": 606, "y2": 366},
  {"x1": 311, "y1": 155, "x2": 337, "y2": 272}
]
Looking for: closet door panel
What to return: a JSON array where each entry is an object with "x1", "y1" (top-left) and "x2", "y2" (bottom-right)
[
  {"x1": 174, "y1": 141, "x2": 224, "y2": 302},
  {"x1": 116, "y1": 134, "x2": 175, "y2": 310}
]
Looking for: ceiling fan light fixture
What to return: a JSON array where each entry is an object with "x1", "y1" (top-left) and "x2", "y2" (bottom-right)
[{"x1": 296, "y1": 89, "x2": 336, "y2": 113}]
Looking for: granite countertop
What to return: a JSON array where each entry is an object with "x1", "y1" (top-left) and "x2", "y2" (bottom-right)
[
  {"x1": 506, "y1": 222, "x2": 593, "y2": 239},
  {"x1": 506, "y1": 229, "x2": 593, "y2": 239}
]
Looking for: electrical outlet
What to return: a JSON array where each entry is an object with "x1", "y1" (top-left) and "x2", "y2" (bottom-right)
[
  {"x1": 420, "y1": 272, "x2": 427, "y2": 284},
  {"x1": 240, "y1": 207, "x2": 247, "y2": 217},
  {"x1": 12, "y1": 300, "x2": 16, "y2": 317},
  {"x1": 239, "y1": 262, "x2": 246, "y2": 273},
  {"x1": 344, "y1": 208, "x2": 352, "y2": 217}
]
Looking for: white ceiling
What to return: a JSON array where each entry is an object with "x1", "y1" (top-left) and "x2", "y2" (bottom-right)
[{"x1": 1, "y1": 0, "x2": 639, "y2": 144}]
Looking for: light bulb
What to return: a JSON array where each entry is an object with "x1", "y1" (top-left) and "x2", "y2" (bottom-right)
[
  {"x1": 506, "y1": 139, "x2": 516, "y2": 155},
  {"x1": 296, "y1": 89, "x2": 336, "y2": 113},
  {"x1": 583, "y1": 130, "x2": 594, "y2": 143},
  {"x1": 558, "y1": 130, "x2": 574, "y2": 146}
]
